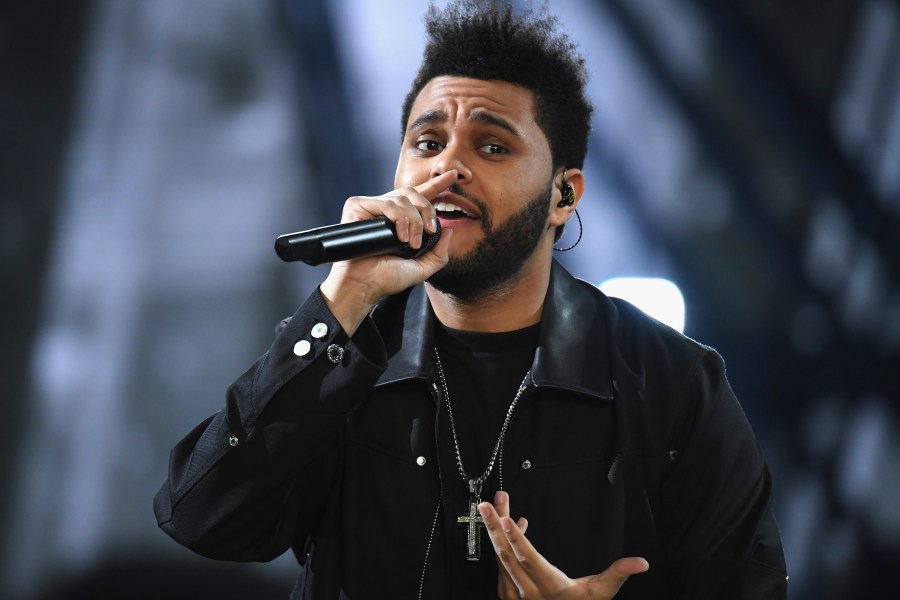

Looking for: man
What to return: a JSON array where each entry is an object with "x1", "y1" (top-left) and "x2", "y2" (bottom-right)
[{"x1": 154, "y1": 2, "x2": 788, "y2": 598}]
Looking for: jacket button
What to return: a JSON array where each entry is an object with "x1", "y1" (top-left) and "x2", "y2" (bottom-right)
[
  {"x1": 416, "y1": 456, "x2": 427, "y2": 466},
  {"x1": 326, "y1": 344, "x2": 344, "y2": 364},
  {"x1": 293, "y1": 340, "x2": 311, "y2": 357},
  {"x1": 311, "y1": 322, "x2": 328, "y2": 338},
  {"x1": 522, "y1": 460, "x2": 532, "y2": 470},
  {"x1": 228, "y1": 435, "x2": 239, "y2": 447}
]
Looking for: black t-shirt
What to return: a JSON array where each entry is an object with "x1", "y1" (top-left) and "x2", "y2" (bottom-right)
[{"x1": 427, "y1": 319, "x2": 539, "y2": 598}]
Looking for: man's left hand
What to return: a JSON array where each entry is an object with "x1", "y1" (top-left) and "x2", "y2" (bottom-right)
[{"x1": 479, "y1": 492, "x2": 649, "y2": 600}]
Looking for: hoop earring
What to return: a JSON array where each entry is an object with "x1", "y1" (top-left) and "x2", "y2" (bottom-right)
[{"x1": 553, "y1": 209, "x2": 582, "y2": 252}]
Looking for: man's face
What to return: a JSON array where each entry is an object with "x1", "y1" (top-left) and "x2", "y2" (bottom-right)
[{"x1": 395, "y1": 76, "x2": 556, "y2": 301}]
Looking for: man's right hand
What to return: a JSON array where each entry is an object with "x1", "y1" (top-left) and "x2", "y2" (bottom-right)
[{"x1": 319, "y1": 170, "x2": 458, "y2": 336}]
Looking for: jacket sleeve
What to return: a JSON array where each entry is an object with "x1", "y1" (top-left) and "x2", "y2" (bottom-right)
[
  {"x1": 153, "y1": 289, "x2": 387, "y2": 561},
  {"x1": 660, "y1": 349, "x2": 788, "y2": 599}
]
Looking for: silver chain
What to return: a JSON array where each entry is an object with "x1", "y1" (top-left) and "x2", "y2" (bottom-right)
[{"x1": 433, "y1": 348, "x2": 531, "y2": 492}]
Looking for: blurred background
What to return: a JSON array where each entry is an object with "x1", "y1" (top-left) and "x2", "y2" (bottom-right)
[{"x1": 2, "y1": 0, "x2": 898, "y2": 598}]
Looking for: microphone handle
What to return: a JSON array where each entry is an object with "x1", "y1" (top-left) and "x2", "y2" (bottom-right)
[{"x1": 275, "y1": 216, "x2": 442, "y2": 265}]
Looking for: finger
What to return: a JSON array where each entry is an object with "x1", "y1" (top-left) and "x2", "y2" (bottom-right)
[
  {"x1": 494, "y1": 491, "x2": 510, "y2": 519},
  {"x1": 482, "y1": 502, "x2": 560, "y2": 600},
  {"x1": 499, "y1": 516, "x2": 551, "y2": 571},
  {"x1": 517, "y1": 517, "x2": 528, "y2": 534},
  {"x1": 414, "y1": 170, "x2": 457, "y2": 200},
  {"x1": 497, "y1": 564, "x2": 517, "y2": 599},
  {"x1": 413, "y1": 228, "x2": 452, "y2": 272},
  {"x1": 384, "y1": 175, "x2": 447, "y2": 246},
  {"x1": 343, "y1": 171, "x2": 455, "y2": 246},
  {"x1": 355, "y1": 192, "x2": 431, "y2": 248},
  {"x1": 386, "y1": 193, "x2": 423, "y2": 248},
  {"x1": 492, "y1": 492, "x2": 517, "y2": 599},
  {"x1": 410, "y1": 170, "x2": 455, "y2": 236},
  {"x1": 499, "y1": 515, "x2": 584, "y2": 599},
  {"x1": 479, "y1": 502, "x2": 530, "y2": 593},
  {"x1": 492, "y1": 492, "x2": 527, "y2": 536},
  {"x1": 342, "y1": 196, "x2": 419, "y2": 244}
]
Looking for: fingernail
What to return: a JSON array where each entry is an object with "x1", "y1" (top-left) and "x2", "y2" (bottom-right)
[
  {"x1": 412, "y1": 233, "x2": 422, "y2": 248},
  {"x1": 494, "y1": 492, "x2": 505, "y2": 505}
]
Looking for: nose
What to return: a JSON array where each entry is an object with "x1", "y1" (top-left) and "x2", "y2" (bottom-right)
[{"x1": 431, "y1": 144, "x2": 472, "y2": 183}]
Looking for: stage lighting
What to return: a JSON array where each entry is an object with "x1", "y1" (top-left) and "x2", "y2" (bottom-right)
[{"x1": 599, "y1": 277, "x2": 686, "y2": 333}]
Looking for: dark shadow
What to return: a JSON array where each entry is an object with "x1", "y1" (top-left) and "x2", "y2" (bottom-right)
[{"x1": 30, "y1": 556, "x2": 293, "y2": 600}]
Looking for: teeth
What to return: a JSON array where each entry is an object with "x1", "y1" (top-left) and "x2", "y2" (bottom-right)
[{"x1": 434, "y1": 201, "x2": 474, "y2": 217}]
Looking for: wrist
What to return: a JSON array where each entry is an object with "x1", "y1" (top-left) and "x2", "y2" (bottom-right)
[{"x1": 319, "y1": 272, "x2": 379, "y2": 336}]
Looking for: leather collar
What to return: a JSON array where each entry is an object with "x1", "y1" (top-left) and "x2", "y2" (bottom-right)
[{"x1": 372, "y1": 260, "x2": 614, "y2": 401}]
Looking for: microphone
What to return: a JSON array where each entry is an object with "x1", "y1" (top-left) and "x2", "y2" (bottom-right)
[{"x1": 275, "y1": 216, "x2": 442, "y2": 265}]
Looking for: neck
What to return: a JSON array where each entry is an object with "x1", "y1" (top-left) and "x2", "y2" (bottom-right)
[{"x1": 426, "y1": 255, "x2": 552, "y2": 333}]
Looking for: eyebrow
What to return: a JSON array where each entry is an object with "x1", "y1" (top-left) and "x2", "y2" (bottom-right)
[
  {"x1": 406, "y1": 109, "x2": 521, "y2": 137},
  {"x1": 469, "y1": 111, "x2": 520, "y2": 137},
  {"x1": 407, "y1": 110, "x2": 447, "y2": 133}
]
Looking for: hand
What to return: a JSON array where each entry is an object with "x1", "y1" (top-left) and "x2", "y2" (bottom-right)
[
  {"x1": 480, "y1": 492, "x2": 649, "y2": 600},
  {"x1": 320, "y1": 171, "x2": 457, "y2": 335}
]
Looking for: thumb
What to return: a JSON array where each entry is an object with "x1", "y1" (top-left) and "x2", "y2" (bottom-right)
[
  {"x1": 585, "y1": 557, "x2": 649, "y2": 598},
  {"x1": 606, "y1": 556, "x2": 650, "y2": 592},
  {"x1": 610, "y1": 557, "x2": 649, "y2": 578},
  {"x1": 415, "y1": 227, "x2": 453, "y2": 270}
]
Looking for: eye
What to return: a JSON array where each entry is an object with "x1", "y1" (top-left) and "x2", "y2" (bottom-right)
[
  {"x1": 415, "y1": 139, "x2": 443, "y2": 152},
  {"x1": 480, "y1": 143, "x2": 507, "y2": 155}
]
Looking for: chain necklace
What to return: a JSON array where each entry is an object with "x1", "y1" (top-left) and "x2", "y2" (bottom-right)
[{"x1": 433, "y1": 347, "x2": 531, "y2": 561}]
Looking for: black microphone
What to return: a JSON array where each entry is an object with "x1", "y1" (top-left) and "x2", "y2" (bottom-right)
[{"x1": 275, "y1": 216, "x2": 442, "y2": 265}]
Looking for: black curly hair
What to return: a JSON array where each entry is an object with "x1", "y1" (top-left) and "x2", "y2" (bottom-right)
[{"x1": 401, "y1": 0, "x2": 593, "y2": 171}]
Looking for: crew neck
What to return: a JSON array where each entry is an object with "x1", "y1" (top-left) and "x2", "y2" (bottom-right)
[{"x1": 433, "y1": 319, "x2": 541, "y2": 354}]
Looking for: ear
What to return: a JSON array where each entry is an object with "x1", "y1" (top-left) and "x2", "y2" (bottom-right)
[{"x1": 549, "y1": 168, "x2": 584, "y2": 229}]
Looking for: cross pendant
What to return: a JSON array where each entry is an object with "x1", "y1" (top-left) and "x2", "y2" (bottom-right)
[{"x1": 457, "y1": 479, "x2": 486, "y2": 561}]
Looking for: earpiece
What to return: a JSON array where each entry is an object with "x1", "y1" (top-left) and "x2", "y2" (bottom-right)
[
  {"x1": 553, "y1": 170, "x2": 582, "y2": 251},
  {"x1": 557, "y1": 171, "x2": 575, "y2": 207}
]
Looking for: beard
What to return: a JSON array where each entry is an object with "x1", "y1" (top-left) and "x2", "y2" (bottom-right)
[{"x1": 427, "y1": 179, "x2": 553, "y2": 303}]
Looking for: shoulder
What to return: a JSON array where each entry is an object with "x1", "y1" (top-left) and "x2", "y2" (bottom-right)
[
  {"x1": 600, "y1": 292, "x2": 736, "y2": 445},
  {"x1": 601, "y1": 292, "x2": 722, "y2": 389}
]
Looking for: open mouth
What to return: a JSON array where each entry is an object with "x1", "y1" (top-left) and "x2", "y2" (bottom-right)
[{"x1": 433, "y1": 200, "x2": 478, "y2": 221}]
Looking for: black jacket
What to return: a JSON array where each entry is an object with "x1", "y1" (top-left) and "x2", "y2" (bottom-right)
[{"x1": 155, "y1": 261, "x2": 787, "y2": 599}]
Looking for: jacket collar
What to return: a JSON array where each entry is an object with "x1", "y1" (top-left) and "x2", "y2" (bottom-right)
[{"x1": 373, "y1": 260, "x2": 614, "y2": 401}]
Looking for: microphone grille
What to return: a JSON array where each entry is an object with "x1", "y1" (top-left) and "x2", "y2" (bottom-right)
[{"x1": 415, "y1": 218, "x2": 442, "y2": 256}]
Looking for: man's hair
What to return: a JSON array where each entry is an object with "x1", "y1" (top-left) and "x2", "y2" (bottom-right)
[{"x1": 401, "y1": 0, "x2": 593, "y2": 170}]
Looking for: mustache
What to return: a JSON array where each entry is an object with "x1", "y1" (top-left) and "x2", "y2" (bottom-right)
[{"x1": 447, "y1": 184, "x2": 491, "y2": 224}]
